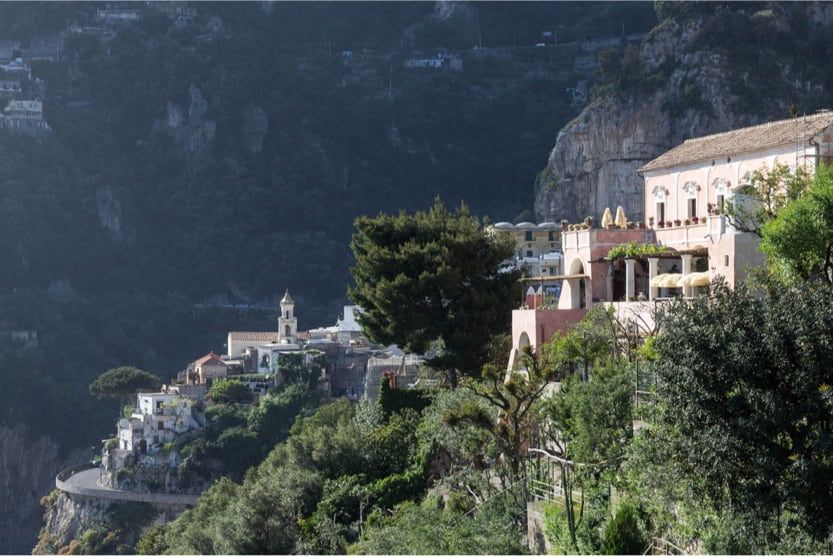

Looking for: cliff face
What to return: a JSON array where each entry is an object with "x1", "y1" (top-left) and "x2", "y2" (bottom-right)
[
  {"x1": 35, "y1": 492, "x2": 160, "y2": 555},
  {"x1": 534, "y1": 7, "x2": 826, "y2": 224},
  {"x1": 0, "y1": 427, "x2": 84, "y2": 554}
]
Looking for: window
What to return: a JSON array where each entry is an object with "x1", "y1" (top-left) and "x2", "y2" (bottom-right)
[
  {"x1": 158, "y1": 421, "x2": 164, "y2": 431},
  {"x1": 683, "y1": 181, "x2": 700, "y2": 218},
  {"x1": 713, "y1": 178, "x2": 730, "y2": 215},
  {"x1": 656, "y1": 201, "x2": 665, "y2": 223},
  {"x1": 526, "y1": 250, "x2": 533, "y2": 258},
  {"x1": 652, "y1": 186, "x2": 668, "y2": 224},
  {"x1": 725, "y1": 255, "x2": 729, "y2": 267},
  {"x1": 548, "y1": 231, "x2": 555, "y2": 241},
  {"x1": 524, "y1": 231, "x2": 533, "y2": 241}
]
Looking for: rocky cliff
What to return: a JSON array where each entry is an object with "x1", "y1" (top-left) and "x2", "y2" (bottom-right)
[
  {"x1": 534, "y1": 4, "x2": 833, "y2": 224},
  {"x1": 34, "y1": 491, "x2": 158, "y2": 555},
  {"x1": 0, "y1": 427, "x2": 84, "y2": 554}
]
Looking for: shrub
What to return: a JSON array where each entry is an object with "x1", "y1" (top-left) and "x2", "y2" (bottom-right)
[
  {"x1": 601, "y1": 502, "x2": 647, "y2": 555},
  {"x1": 209, "y1": 378, "x2": 252, "y2": 403}
]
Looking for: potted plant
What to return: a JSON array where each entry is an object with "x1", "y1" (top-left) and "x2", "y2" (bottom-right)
[
  {"x1": 684, "y1": 218, "x2": 691, "y2": 226},
  {"x1": 561, "y1": 219, "x2": 569, "y2": 231},
  {"x1": 691, "y1": 216, "x2": 699, "y2": 224},
  {"x1": 665, "y1": 221, "x2": 673, "y2": 228},
  {"x1": 648, "y1": 216, "x2": 655, "y2": 228},
  {"x1": 584, "y1": 216, "x2": 594, "y2": 228},
  {"x1": 674, "y1": 219, "x2": 682, "y2": 227},
  {"x1": 637, "y1": 221, "x2": 645, "y2": 229}
]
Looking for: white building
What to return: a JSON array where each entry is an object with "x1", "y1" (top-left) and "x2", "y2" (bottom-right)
[
  {"x1": 96, "y1": 8, "x2": 141, "y2": 23},
  {"x1": 0, "y1": 58, "x2": 30, "y2": 76},
  {"x1": 117, "y1": 392, "x2": 200, "y2": 460},
  {"x1": 278, "y1": 289, "x2": 297, "y2": 343}
]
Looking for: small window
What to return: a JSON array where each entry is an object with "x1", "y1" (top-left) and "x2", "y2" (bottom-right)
[
  {"x1": 158, "y1": 421, "x2": 164, "y2": 430},
  {"x1": 526, "y1": 250, "x2": 533, "y2": 258},
  {"x1": 716, "y1": 194, "x2": 725, "y2": 213},
  {"x1": 656, "y1": 202, "x2": 666, "y2": 223},
  {"x1": 524, "y1": 231, "x2": 533, "y2": 241},
  {"x1": 548, "y1": 231, "x2": 555, "y2": 241},
  {"x1": 724, "y1": 255, "x2": 729, "y2": 267},
  {"x1": 688, "y1": 198, "x2": 697, "y2": 218}
]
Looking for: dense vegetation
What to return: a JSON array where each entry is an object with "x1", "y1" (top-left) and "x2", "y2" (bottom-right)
[
  {"x1": 349, "y1": 199, "x2": 520, "y2": 386},
  {"x1": 0, "y1": 1, "x2": 658, "y2": 464},
  {"x1": 131, "y1": 167, "x2": 833, "y2": 554}
]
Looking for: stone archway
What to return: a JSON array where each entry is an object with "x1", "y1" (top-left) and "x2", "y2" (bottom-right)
[{"x1": 562, "y1": 258, "x2": 586, "y2": 309}]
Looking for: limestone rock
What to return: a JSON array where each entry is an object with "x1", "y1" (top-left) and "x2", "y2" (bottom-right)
[{"x1": 533, "y1": 14, "x2": 793, "y2": 225}]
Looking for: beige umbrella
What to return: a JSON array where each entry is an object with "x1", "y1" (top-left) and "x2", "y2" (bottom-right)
[
  {"x1": 601, "y1": 207, "x2": 613, "y2": 229},
  {"x1": 650, "y1": 273, "x2": 683, "y2": 288},
  {"x1": 677, "y1": 271, "x2": 711, "y2": 287},
  {"x1": 615, "y1": 206, "x2": 627, "y2": 228}
]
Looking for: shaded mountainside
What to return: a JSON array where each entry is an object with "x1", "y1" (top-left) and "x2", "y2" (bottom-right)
[
  {"x1": 0, "y1": 3, "x2": 660, "y2": 552},
  {"x1": 0, "y1": 427, "x2": 85, "y2": 554},
  {"x1": 535, "y1": 2, "x2": 833, "y2": 224},
  {"x1": 0, "y1": 1, "x2": 656, "y2": 313}
]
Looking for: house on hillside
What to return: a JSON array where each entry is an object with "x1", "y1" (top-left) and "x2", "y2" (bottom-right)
[
  {"x1": 116, "y1": 392, "x2": 201, "y2": 463},
  {"x1": 0, "y1": 99, "x2": 50, "y2": 135},
  {"x1": 0, "y1": 80, "x2": 22, "y2": 96},
  {"x1": 184, "y1": 351, "x2": 229, "y2": 384},
  {"x1": 508, "y1": 111, "x2": 833, "y2": 367},
  {"x1": 489, "y1": 221, "x2": 563, "y2": 280}
]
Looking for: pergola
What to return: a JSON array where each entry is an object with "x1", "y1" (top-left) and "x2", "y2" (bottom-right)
[{"x1": 595, "y1": 247, "x2": 709, "y2": 301}]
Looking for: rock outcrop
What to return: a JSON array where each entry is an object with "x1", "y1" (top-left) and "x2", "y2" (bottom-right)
[
  {"x1": 534, "y1": 10, "x2": 809, "y2": 224},
  {"x1": 0, "y1": 427, "x2": 84, "y2": 554}
]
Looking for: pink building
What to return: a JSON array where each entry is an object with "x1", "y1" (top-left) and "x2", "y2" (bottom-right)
[{"x1": 509, "y1": 111, "x2": 833, "y2": 367}]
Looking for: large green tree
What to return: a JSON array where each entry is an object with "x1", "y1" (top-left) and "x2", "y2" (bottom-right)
[
  {"x1": 761, "y1": 162, "x2": 833, "y2": 284},
  {"x1": 349, "y1": 198, "x2": 520, "y2": 386},
  {"x1": 89, "y1": 366, "x2": 161, "y2": 406},
  {"x1": 648, "y1": 281, "x2": 833, "y2": 542},
  {"x1": 725, "y1": 161, "x2": 810, "y2": 234}
]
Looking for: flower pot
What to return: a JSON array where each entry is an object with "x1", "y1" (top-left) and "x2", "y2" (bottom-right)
[{"x1": 674, "y1": 220, "x2": 681, "y2": 227}]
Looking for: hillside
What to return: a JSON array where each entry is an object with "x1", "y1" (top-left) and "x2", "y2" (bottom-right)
[
  {"x1": 534, "y1": 2, "x2": 833, "y2": 224},
  {"x1": 0, "y1": 2, "x2": 660, "y2": 553}
]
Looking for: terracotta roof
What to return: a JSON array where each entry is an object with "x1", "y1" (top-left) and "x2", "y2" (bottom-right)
[
  {"x1": 640, "y1": 111, "x2": 833, "y2": 173},
  {"x1": 228, "y1": 331, "x2": 280, "y2": 342},
  {"x1": 194, "y1": 351, "x2": 225, "y2": 366}
]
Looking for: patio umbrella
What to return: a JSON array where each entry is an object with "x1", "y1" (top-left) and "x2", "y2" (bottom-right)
[
  {"x1": 650, "y1": 273, "x2": 682, "y2": 288},
  {"x1": 684, "y1": 271, "x2": 711, "y2": 287},
  {"x1": 615, "y1": 206, "x2": 627, "y2": 228},
  {"x1": 601, "y1": 207, "x2": 613, "y2": 229}
]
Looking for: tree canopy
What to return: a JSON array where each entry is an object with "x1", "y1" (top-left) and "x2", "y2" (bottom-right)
[
  {"x1": 349, "y1": 198, "x2": 520, "y2": 385},
  {"x1": 761, "y1": 162, "x2": 833, "y2": 284},
  {"x1": 648, "y1": 281, "x2": 833, "y2": 540},
  {"x1": 208, "y1": 379, "x2": 253, "y2": 404},
  {"x1": 88, "y1": 366, "x2": 161, "y2": 403}
]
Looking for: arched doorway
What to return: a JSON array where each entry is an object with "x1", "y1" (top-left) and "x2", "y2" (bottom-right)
[{"x1": 562, "y1": 258, "x2": 586, "y2": 309}]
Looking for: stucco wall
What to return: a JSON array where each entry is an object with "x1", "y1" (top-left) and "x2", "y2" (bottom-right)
[{"x1": 643, "y1": 143, "x2": 815, "y2": 226}]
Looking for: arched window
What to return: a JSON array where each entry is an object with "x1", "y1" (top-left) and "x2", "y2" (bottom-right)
[
  {"x1": 682, "y1": 181, "x2": 700, "y2": 218},
  {"x1": 712, "y1": 178, "x2": 730, "y2": 214},
  {"x1": 652, "y1": 186, "x2": 668, "y2": 224}
]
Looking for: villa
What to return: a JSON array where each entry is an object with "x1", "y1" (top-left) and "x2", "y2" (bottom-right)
[
  {"x1": 116, "y1": 391, "x2": 201, "y2": 464},
  {"x1": 509, "y1": 111, "x2": 833, "y2": 366}
]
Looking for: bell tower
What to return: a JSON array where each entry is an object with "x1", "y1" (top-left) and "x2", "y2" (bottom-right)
[{"x1": 278, "y1": 289, "x2": 297, "y2": 343}]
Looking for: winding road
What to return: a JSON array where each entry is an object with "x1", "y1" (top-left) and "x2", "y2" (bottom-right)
[{"x1": 56, "y1": 464, "x2": 199, "y2": 507}]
